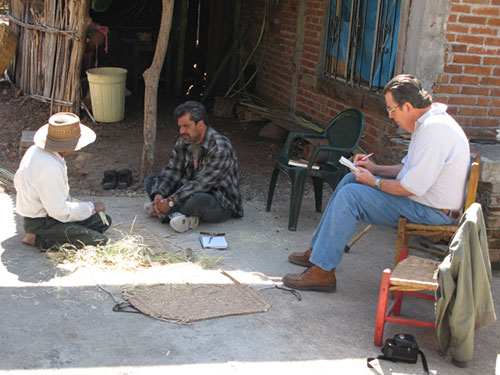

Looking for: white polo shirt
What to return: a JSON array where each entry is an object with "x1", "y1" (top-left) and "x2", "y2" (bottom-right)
[
  {"x1": 14, "y1": 145, "x2": 94, "y2": 222},
  {"x1": 397, "y1": 103, "x2": 470, "y2": 211}
]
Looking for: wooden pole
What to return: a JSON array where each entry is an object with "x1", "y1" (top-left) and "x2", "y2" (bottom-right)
[
  {"x1": 174, "y1": 0, "x2": 188, "y2": 96},
  {"x1": 140, "y1": 0, "x2": 175, "y2": 182},
  {"x1": 69, "y1": 0, "x2": 91, "y2": 114}
]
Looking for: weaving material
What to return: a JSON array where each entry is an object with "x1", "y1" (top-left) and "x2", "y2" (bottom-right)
[
  {"x1": 110, "y1": 224, "x2": 174, "y2": 253},
  {"x1": 122, "y1": 283, "x2": 272, "y2": 323},
  {"x1": 0, "y1": 168, "x2": 15, "y2": 188},
  {"x1": 390, "y1": 255, "x2": 440, "y2": 291}
]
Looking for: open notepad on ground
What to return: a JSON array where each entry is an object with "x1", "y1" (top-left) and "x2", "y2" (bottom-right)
[
  {"x1": 339, "y1": 156, "x2": 360, "y2": 173},
  {"x1": 199, "y1": 236, "x2": 228, "y2": 249},
  {"x1": 288, "y1": 158, "x2": 320, "y2": 170}
]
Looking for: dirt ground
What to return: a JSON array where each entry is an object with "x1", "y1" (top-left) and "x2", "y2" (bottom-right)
[{"x1": 0, "y1": 80, "x2": 288, "y2": 204}]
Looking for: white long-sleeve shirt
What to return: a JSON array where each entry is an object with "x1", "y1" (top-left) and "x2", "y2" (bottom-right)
[{"x1": 14, "y1": 145, "x2": 94, "y2": 222}]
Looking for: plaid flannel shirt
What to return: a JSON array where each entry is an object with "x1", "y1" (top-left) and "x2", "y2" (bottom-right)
[{"x1": 151, "y1": 126, "x2": 243, "y2": 217}]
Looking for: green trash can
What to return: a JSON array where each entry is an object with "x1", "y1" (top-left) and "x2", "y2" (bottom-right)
[{"x1": 86, "y1": 67, "x2": 127, "y2": 123}]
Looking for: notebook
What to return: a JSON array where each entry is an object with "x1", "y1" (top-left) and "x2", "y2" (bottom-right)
[{"x1": 199, "y1": 236, "x2": 228, "y2": 249}]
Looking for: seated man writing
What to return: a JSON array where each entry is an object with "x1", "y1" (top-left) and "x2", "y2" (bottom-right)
[
  {"x1": 144, "y1": 101, "x2": 243, "y2": 232},
  {"x1": 14, "y1": 112, "x2": 112, "y2": 249},
  {"x1": 283, "y1": 74, "x2": 470, "y2": 292}
]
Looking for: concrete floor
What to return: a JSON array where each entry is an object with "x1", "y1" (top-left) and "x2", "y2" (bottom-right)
[{"x1": 0, "y1": 191, "x2": 499, "y2": 374}]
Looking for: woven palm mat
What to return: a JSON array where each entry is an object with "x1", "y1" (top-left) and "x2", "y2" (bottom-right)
[
  {"x1": 109, "y1": 224, "x2": 174, "y2": 253},
  {"x1": 122, "y1": 283, "x2": 272, "y2": 324}
]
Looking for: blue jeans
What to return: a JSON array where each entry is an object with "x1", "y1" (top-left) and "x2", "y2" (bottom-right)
[{"x1": 309, "y1": 173, "x2": 456, "y2": 271}]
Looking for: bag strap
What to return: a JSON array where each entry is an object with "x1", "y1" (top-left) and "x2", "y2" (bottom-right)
[
  {"x1": 367, "y1": 352, "x2": 429, "y2": 375},
  {"x1": 419, "y1": 350, "x2": 429, "y2": 374}
]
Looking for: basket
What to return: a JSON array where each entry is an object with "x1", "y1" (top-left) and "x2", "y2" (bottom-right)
[{"x1": 0, "y1": 23, "x2": 18, "y2": 75}]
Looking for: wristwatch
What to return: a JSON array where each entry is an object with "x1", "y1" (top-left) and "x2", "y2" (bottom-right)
[
  {"x1": 374, "y1": 178, "x2": 381, "y2": 190},
  {"x1": 167, "y1": 197, "x2": 175, "y2": 208}
]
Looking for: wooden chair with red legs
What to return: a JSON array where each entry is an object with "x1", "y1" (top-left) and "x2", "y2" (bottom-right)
[
  {"x1": 394, "y1": 154, "x2": 481, "y2": 265},
  {"x1": 374, "y1": 245, "x2": 440, "y2": 347}
]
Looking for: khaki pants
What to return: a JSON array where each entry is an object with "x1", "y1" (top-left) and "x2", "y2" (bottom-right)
[{"x1": 23, "y1": 213, "x2": 112, "y2": 249}]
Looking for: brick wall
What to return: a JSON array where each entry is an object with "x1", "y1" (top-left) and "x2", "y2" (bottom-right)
[{"x1": 432, "y1": 0, "x2": 500, "y2": 135}]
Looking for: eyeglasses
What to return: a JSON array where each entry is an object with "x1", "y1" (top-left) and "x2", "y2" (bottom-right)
[{"x1": 386, "y1": 105, "x2": 400, "y2": 115}]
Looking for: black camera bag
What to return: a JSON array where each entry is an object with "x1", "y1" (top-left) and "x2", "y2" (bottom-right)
[{"x1": 368, "y1": 334, "x2": 428, "y2": 374}]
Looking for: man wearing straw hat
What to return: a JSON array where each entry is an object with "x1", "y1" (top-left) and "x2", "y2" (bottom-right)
[{"x1": 14, "y1": 112, "x2": 112, "y2": 249}]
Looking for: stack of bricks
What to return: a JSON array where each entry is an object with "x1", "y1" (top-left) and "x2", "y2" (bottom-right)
[
  {"x1": 478, "y1": 183, "x2": 500, "y2": 265},
  {"x1": 472, "y1": 143, "x2": 500, "y2": 266}
]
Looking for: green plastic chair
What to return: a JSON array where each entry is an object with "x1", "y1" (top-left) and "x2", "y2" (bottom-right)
[{"x1": 266, "y1": 108, "x2": 365, "y2": 231}]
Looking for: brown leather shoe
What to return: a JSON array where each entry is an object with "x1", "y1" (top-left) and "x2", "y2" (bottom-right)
[
  {"x1": 288, "y1": 248, "x2": 313, "y2": 267},
  {"x1": 282, "y1": 266, "x2": 336, "y2": 292}
]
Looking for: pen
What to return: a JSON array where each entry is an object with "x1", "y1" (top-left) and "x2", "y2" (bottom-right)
[
  {"x1": 360, "y1": 152, "x2": 374, "y2": 161},
  {"x1": 200, "y1": 232, "x2": 226, "y2": 236},
  {"x1": 208, "y1": 236, "x2": 213, "y2": 244}
]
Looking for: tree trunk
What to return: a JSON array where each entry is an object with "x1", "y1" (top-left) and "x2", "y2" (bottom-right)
[
  {"x1": 70, "y1": 0, "x2": 92, "y2": 115},
  {"x1": 140, "y1": 0, "x2": 175, "y2": 181}
]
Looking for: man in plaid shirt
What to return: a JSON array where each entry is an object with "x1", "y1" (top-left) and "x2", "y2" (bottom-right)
[{"x1": 144, "y1": 101, "x2": 243, "y2": 232}]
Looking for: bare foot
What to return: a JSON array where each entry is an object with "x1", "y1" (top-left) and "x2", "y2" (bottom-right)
[{"x1": 22, "y1": 233, "x2": 36, "y2": 246}]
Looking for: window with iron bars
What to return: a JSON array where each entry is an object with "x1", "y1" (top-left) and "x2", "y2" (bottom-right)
[{"x1": 325, "y1": 0, "x2": 402, "y2": 91}]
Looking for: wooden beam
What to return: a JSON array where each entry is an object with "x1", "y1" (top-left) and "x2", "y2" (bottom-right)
[{"x1": 175, "y1": 0, "x2": 188, "y2": 96}]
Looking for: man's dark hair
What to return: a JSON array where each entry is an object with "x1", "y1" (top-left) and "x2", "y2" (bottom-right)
[
  {"x1": 173, "y1": 101, "x2": 209, "y2": 125},
  {"x1": 383, "y1": 74, "x2": 432, "y2": 109}
]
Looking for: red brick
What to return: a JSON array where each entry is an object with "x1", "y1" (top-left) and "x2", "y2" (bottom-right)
[
  {"x1": 494, "y1": 68, "x2": 500, "y2": 76},
  {"x1": 463, "y1": 65, "x2": 491, "y2": 75},
  {"x1": 446, "y1": 33, "x2": 456, "y2": 42},
  {"x1": 477, "y1": 97, "x2": 491, "y2": 106},
  {"x1": 487, "y1": 18, "x2": 500, "y2": 26},
  {"x1": 458, "y1": 15, "x2": 487, "y2": 24},
  {"x1": 480, "y1": 77, "x2": 500, "y2": 86},
  {"x1": 453, "y1": 54, "x2": 481, "y2": 64},
  {"x1": 443, "y1": 64, "x2": 463, "y2": 74},
  {"x1": 451, "y1": 44, "x2": 468, "y2": 53},
  {"x1": 474, "y1": 6, "x2": 500, "y2": 16},
  {"x1": 455, "y1": 117, "x2": 472, "y2": 126},
  {"x1": 485, "y1": 37, "x2": 500, "y2": 46},
  {"x1": 492, "y1": 99, "x2": 500, "y2": 107},
  {"x1": 461, "y1": 86, "x2": 489, "y2": 95},
  {"x1": 448, "y1": 14, "x2": 458, "y2": 23},
  {"x1": 450, "y1": 75, "x2": 479, "y2": 85},
  {"x1": 470, "y1": 26, "x2": 498, "y2": 36},
  {"x1": 433, "y1": 96, "x2": 450, "y2": 104},
  {"x1": 448, "y1": 97, "x2": 476, "y2": 105},
  {"x1": 456, "y1": 34, "x2": 485, "y2": 44},
  {"x1": 491, "y1": 89, "x2": 500, "y2": 96},
  {"x1": 447, "y1": 106, "x2": 459, "y2": 115},
  {"x1": 433, "y1": 85, "x2": 461, "y2": 94},
  {"x1": 489, "y1": 108, "x2": 500, "y2": 116},
  {"x1": 447, "y1": 24, "x2": 469, "y2": 33},
  {"x1": 451, "y1": 4, "x2": 471, "y2": 12},
  {"x1": 459, "y1": 107, "x2": 487, "y2": 116},
  {"x1": 483, "y1": 57, "x2": 500, "y2": 65},
  {"x1": 471, "y1": 118, "x2": 499, "y2": 127}
]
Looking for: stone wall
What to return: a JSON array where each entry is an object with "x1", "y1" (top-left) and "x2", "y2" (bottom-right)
[{"x1": 472, "y1": 144, "x2": 500, "y2": 265}]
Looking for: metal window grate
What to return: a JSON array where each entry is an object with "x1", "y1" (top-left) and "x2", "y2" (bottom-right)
[{"x1": 325, "y1": 0, "x2": 401, "y2": 91}]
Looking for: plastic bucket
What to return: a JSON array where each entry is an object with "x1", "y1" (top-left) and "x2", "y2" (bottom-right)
[{"x1": 86, "y1": 67, "x2": 127, "y2": 122}]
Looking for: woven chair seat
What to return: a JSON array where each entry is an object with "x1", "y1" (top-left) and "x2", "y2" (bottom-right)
[{"x1": 390, "y1": 255, "x2": 440, "y2": 292}]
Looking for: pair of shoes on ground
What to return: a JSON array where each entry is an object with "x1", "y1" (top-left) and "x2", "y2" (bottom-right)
[
  {"x1": 102, "y1": 169, "x2": 133, "y2": 190},
  {"x1": 283, "y1": 248, "x2": 337, "y2": 292},
  {"x1": 143, "y1": 202, "x2": 199, "y2": 233}
]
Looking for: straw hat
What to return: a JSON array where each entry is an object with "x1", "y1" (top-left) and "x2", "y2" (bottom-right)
[{"x1": 33, "y1": 112, "x2": 96, "y2": 152}]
